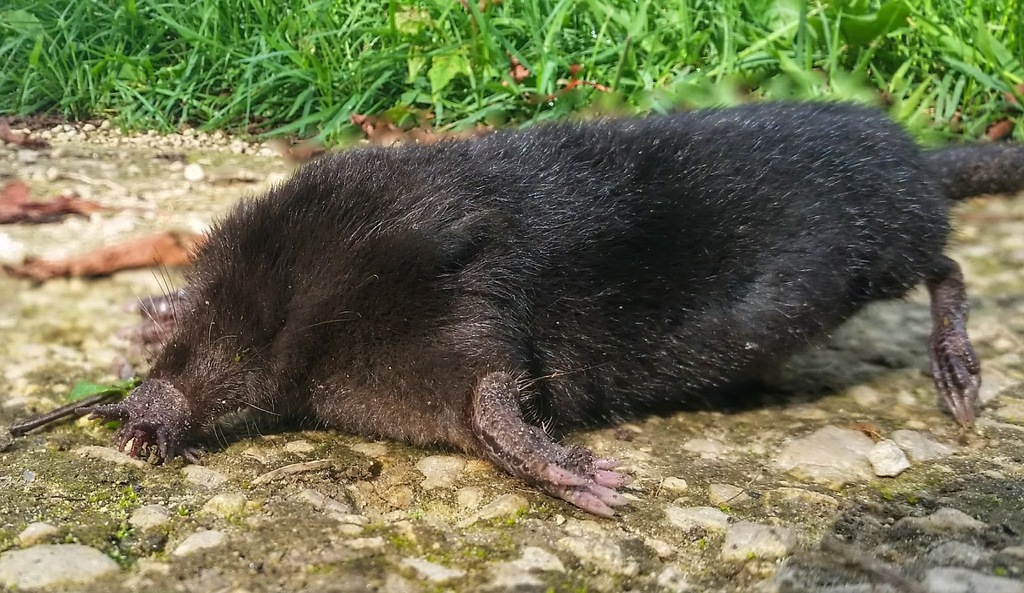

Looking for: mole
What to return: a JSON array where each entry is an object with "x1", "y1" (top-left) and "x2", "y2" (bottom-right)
[{"x1": 89, "y1": 102, "x2": 1024, "y2": 517}]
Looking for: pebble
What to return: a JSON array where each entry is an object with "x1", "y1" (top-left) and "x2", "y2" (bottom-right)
[
  {"x1": 415, "y1": 455, "x2": 466, "y2": 489},
  {"x1": 0, "y1": 544, "x2": 119, "y2": 589},
  {"x1": 644, "y1": 537, "x2": 677, "y2": 559},
  {"x1": 293, "y1": 488, "x2": 358, "y2": 519},
  {"x1": 455, "y1": 486, "x2": 485, "y2": 510},
  {"x1": 775, "y1": 425, "x2": 875, "y2": 487},
  {"x1": 682, "y1": 437, "x2": 728, "y2": 458},
  {"x1": 708, "y1": 483, "x2": 749, "y2": 506},
  {"x1": 0, "y1": 428, "x2": 12, "y2": 452},
  {"x1": 201, "y1": 492, "x2": 248, "y2": 517},
  {"x1": 665, "y1": 506, "x2": 731, "y2": 533},
  {"x1": 868, "y1": 439, "x2": 910, "y2": 477},
  {"x1": 476, "y1": 493, "x2": 529, "y2": 521},
  {"x1": 346, "y1": 537, "x2": 386, "y2": 550},
  {"x1": 172, "y1": 529, "x2": 227, "y2": 556},
  {"x1": 1002, "y1": 546, "x2": 1024, "y2": 560},
  {"x1": 895, "y1": 508, "x2": 987, "y2": 534},
  {"x1": 0, "y1": 233, "x2": 26, "y2": 266},
  {"x1": 486, "y1": 563, "x2": 543, "y2": 590},
  {"x1": 381, "y1": 574, "x2": 423, "y2": 593},
  {"x1": 400, "y1": 557, "x2": 465, "y2": 583},
  {"x1": 183, "y1": 162, "x2": 205, "y2": 182},
  {"x1": 129, "y1": 505, "x2": 172, "y2": 530},
  {"x1": 283, "y1": 439, "x2": 315, "y2": 454},
  {"x1": 514, "y1": 546, "x2": 566, "y2": 573},
  {"x1": 16, "y1": 150, "x2": 39, "y2": 163},
  {"x1": 557, "y1": 535, "x2": 638, "y2": 576},
  {"x1": 661, "y1": 476, "x2": 689, "y2": 493},
  {"x1": 720, "y1": 522, "x2": 798, "y2": 561},
  {"x1": 74, "y1": 445, "x2": 148, "y2": 468},
  {"x1": 891, "y1": 430, "x2": 954, "y2": 462},
  {"x1": 923, "y1": 567, "x2": 1024, "y2": 593},
  {"x1": 926, "y1": 542, "x2": 993, "y2": 568},
  {"x1": 766, "y1": 487, "x2": 839, "y2": 510},
  {"x1": 17, "y1": 522, "x2": 59, "y2": 546},
  {"x1": 183, "y1": 465, "x2": 229, "y2": 489},
  {"x1": 655, "y1": 565, "x2": 694, "y2": 592}
]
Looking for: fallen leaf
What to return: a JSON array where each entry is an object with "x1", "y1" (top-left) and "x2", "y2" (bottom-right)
[
  {"x1": 508, "y1": 53, "x2": 530, "y2": 84},
  {"x1": 986, "y1": 118, "x2": 1015, "y2": 141},
  {"x1": 350, "y1": 113, "x2": 406, "y2": 146},
  {"x1": 3, "y1": 230, "x2": 205, "y2": 281},
  {"x1": 350, "y1": 113, "x2": 491, "y2": 146},
  {"x1": 267, "y1": 137, "x2": 326, "y2": 165},
  {"x1": 0, "y1": 117, "x2": 51, "y2": 149},
  {"x1": 848, "y1": 423, "x2": 883, "y2": 442},
  {"x1": 0, "y1": 180, "x2": 104, "y2": 224}
]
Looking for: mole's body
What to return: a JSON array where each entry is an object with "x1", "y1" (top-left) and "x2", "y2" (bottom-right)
[{"x1": 93, "y1": 103, "x2": 1024, "y2": 516}]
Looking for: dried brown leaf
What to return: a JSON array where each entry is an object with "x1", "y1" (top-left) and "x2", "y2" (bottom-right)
[
  {"x1": 0, "y1": 181, "x2": 105, "y2": 224},
  {"x1": 0, "y1": 117, "x2": 51, "y2": 149},
  {"x1": 4, "y1": 230, "x2": 205, "y2": 281},
  {"x1": 986, "y1": 118, "x2": 1015, "y2": 141}
]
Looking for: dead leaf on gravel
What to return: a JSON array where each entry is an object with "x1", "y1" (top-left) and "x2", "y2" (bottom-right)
[
  {"x1": 4, "y1": 230, "x2": 205, "y2": 281},
  {"x1": 986, "y1": 118, "x2": 1015, "y2": 141},
  {"x1": 267, "y1": 137, "x2": 326, "y2": 165},
  {"x1": 350, "y1": 113, "x2": 490, "y2": 146},
  {"x1": 0, "y1": 117, "x2": 51, "y2": 149},
  {"x1": 0, "y1": 180, "x2": 104, "y2": 224}
]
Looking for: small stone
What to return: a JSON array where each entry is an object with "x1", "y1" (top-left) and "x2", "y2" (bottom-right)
[
  {"x1": 926, "y1": 542, "x2": 993, "y2": 568},
  {"x1": 17, "y1": 522, "x2": 59, "y2": 546},
  {"x1": 1002, "y1": 546, "x2": 1024, "y2": 560},
  {"x1": 82, "y1": 123, "x2": 97, "y2": 132},
  {"x1": 891, "y1": 430, "x2": 954, "y2": 462},
  {"x1": 16, "y1": 150, "x2": 39, "y2": 163},
  {"x1": 665, "y1": 506, "x2": 730, "y2": 533},
  {"x1": 708, "y1": 483, "x2": 749, "y2": 506},
  {"x1": 720, "y1": 522, "x2": 798, "y2": 562},
  {"x1": 487, "y1": 563, "x2": 543, "y2": 590},
  {"x1": 775, "y1": 425, "x2": 875, "y2": 487},
  {"x1": 415, "y1": 455, "x2": 466, "y2": 489},
  {"x1": 896, "y1": 508, "x2": 987, "y2": 534},
  {"x1": 283, "y1": 439, "x2": 314, "y2": 454},
  {"x1": 172, "y1": 530, "x2": 227, "y2": 556},
  {"x1": 923, "y1": 567, "x2": 1024, "y2": 593},
  {"x1": 476, "y1": 493, "x2": 529, "y2": 521},
  {"x1": 201, "y1": 492, "x2": 247, "y2": 517},
  {"x1": 557, "y1": 536, "x2": 638, "y2": 576},
  {"x1": 655, "y1": 565, "x2": 694, "y2": 592},
  {"x1": 293, "y1": 488, "x2": 356, "y2": 518},
  {"x1": 661, "y1": 477, "x2": 689, "y2": 493},
  {"x1": 75, "y1": 445, "x2": 147, "y2": 468},
  {"x1": 644, "y1": 537, "x2": 676, "y2": 559},
  {"x1": 682, "y1": 437, "x2": 728, "y2": 458},
  {"x1": 183, "y1": 163, "x2": 205, "y2": 182},
  {"x1": 513, "y1": 546, "x2": 565, "y2": 573},
  {"x1": 183, "y1": 465, "x2": 228, "y2": 489},
  {"x1": 400, "y1": 557, "x2": 465, "y2": 583},
  {"x1": 455, "y1": 486, "x2": 485, "y2": 510},
  {"x1": 0, "y1": 544, "x2": 118, "y2": 589},
  {"x1": 868, "y1": 439, "x2": 910, "y2": 477},
  {"x1": 129, "y1": 505, "x2": 171, "y2": 530},
  {"x1": 346, "y1": 537, "x2": 385, "y2": 550},
  {"x1": 848, "y1": 385, "x2": 883, "y2": 408}
]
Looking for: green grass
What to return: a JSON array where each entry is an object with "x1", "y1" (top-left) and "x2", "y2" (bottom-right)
[{"x1": 0, "y1": 0, "x2": 1022, "y2": 143}]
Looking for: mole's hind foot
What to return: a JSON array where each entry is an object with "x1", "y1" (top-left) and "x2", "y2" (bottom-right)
[
  {"x1": 469, "y1": 372, "x2": 632, "y2": 517},
  {"x1": 86, "y1": 378, "x2": 199, "y2": 463},
  {"x1": 926, "y1": 257, "x2": 981, "y2": 427}
]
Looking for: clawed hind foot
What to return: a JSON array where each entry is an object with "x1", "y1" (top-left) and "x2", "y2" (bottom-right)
[
  {"x1": 926, "y1": 256, "x2": 981, "y2": 427},
  {"x1": 468, "y1": 372, "x2": 632, "y2": 517}
]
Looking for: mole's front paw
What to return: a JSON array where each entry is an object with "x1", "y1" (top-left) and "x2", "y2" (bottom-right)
[
  {"x1": 469, "y1": 372, "x2": 632, "y2": 517},
  {"x1": 87, "y1": 378, "x2": 199, "y2": 463}
]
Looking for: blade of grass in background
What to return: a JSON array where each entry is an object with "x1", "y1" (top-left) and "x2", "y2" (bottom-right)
[{"x1": 0, "y1": 0, "x2": 1020, "y2": 143}]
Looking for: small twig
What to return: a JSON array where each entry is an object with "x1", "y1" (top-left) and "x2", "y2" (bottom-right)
[
  {"x1": 8, "y1": 391, "x2": 122, "y2": 437},
  {"x1": 251, "y1": 459, "x2": 333, "y2": 485}
]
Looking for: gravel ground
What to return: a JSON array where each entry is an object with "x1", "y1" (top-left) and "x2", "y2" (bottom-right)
[{"x1": 1, "y1": 122, "x2": 1023, "y2": 593}]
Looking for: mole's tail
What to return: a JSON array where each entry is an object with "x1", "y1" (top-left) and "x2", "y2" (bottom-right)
[{"x1": 926, "y1": 144, "x2": 1024, "y2": 201}]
